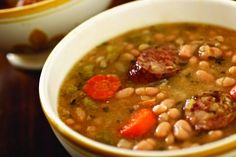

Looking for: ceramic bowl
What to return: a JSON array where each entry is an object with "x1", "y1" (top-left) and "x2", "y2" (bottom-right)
[
  {"x1": 39, "y1": 0, "x2": 236, "y2": 156},
  {"x1": 0, "y1": 0, "x2": 111, "y2": 69}
]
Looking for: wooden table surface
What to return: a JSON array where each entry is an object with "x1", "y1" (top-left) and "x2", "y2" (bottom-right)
[{"x1": 0, "y1": 1, "x2": 131, "y2": 156}]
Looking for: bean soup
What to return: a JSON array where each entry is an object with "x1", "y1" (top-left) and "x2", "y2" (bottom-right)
[{"x1": 58, "y1": 23, "x2": 236, "y2": 151}]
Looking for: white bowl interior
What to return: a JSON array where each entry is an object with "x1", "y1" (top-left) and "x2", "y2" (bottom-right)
[{"x1": 40, "y1": 0, "x2": 236, "y2": 156}]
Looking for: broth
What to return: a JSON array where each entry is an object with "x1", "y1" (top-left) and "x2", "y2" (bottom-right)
[{"x1": 58, "y1": 23, "x2": 236, "y2": 150}]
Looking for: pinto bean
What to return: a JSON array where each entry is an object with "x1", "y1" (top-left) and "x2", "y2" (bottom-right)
[
  {"x1": 195, "y1": 70, "x2": 215, "y2": 82},
  {"x1": 116, "y1": 87, "x2": 134, "y2": 99},
  {"x1": 173, "y1": 120, "x2": 193, "y2": 140},
  {"x1": 133, "y1": 138, "x2": 156, "y2": 150},
  {"x1": 155, "y1": 122, "x2": 171, "y2": 138}
]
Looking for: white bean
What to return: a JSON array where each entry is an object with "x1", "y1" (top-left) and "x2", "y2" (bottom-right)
[
  {"x1": 158, "y1": 112, "x2": 169, "y2": 122},
  {"x1": 232, "y1": 55, "x2": 236, "y2": 64},
  {"x1": 156, "y1": 92, "x2": 167, "y2": 102},
  {"x1": 152, "y1": 104, "x2": 168, "y2": 115},
  {"x1": 189, "y1": 56, "x2": 198, "y2": 65},
  {"x1": 154, "y1": 33, "x2": 165, "y2": 41},
  {"x1": 130, "y1": 49, "x2": 140, "y2": 56},
  {"x1": 133, "y1": 138, "x2": 156, "y2": 150},
  {"x1": 65, "y1": 118, "x2": 75, "y2": 126},
  {"x1": 229, "y1": 66, "x2": 236, "y2": 75},
  {"x1": 173, "y1": 120, "x2": 193, "y2": 140},
  {"x1": 216, "y1": 77, "x2": 235, "y2": 87},
  {"x1": 198, "y1": 61, "x2": 210, "y2": 70},
  {"x1": 160, "y1": 98, "x2": 176, "y2": 109},
  {"x1": 138, "y1": 43, "x2": 150, "y2": 51},
  {"x1": 208, "y1": 130, "x2": 223, "y2": 141},
  {"x1": 135, "y1": 87, "x2": 159, "y2": 96},
  {"x1": 86, "y1": 126, "x2": 96, "y2": 137},
  {"x1": 155, "y1": 122, "x2": 171, "y2": 138},
  {"x1": 211, "y1": 47, "x2": 223, "y2": 57},
  {"x1": 73, "y1": 107, "x2": 86, "y2": 122},
  {"x1": 117, "y1": 139, "x2": 133, "y2": 149},
  {"x1": 168, "y1": 145, "x2": 180, "y2": 150},
  {"x1": 179, "y1": 44, "x2": 196, "y2": 58},
  {"x1": 225, "y1": 51, "x2": 233, "y2": 57},
  {"x1": 165, "y1": 133, "x2": 175, "y2": 145},
  {"x1": 145, "y1": 87, "x2": 159, "y2": 96},
  {"x1": 115, "y1": 87, "x2": 134, "y2": 99},
  {"x1": 195, "y1": 70, "x2": 215, "y2": 82},
  {"x1": 120, "y1": 53, "x2": 135, "y2": 61},
  {"x1": 168, "y1": 108, "x2": 181, "y2": 119}
]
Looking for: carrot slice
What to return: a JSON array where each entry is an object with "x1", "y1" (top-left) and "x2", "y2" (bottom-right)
[
  {"x1": 230, "y1": 85, "x2": 236, "y2": 101},
  {"x1": 83, "y1": 74, "x2": 121, "y2": 100},
  {"x1": 120, "y1": 108, "x2": 157, "y2": 138}
]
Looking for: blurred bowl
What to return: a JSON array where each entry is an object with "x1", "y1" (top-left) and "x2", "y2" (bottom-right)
[
  {"x1": 39, "y1": 0, "x2": 236, "y2": 156},
  {"x1": 0, "y1": 0, "x2": 111, "y2": 69}
]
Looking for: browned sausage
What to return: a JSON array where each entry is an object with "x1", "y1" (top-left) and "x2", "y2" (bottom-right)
[
  {"x1": 129, "y1": 46, "x2": 180, "y2": 83},
  {"x1": 184, "y1": 91, "x2": 236, "y2": 131}
]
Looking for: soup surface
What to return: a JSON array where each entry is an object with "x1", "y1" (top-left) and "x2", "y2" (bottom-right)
[
  {"x1": 0, "y1": 0, "x2": 44, "y2": 9},
  {"x1": 58, "y1": 23, "x2": 236, "y2": 150}
]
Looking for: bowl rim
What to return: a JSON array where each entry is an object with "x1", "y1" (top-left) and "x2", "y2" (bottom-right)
[
  {"x1": 0, "y1": 0, "x2": 70, "y2": 19},
  {"x1": 39, "y1": 0, "x2": 236, "y2": 156}
]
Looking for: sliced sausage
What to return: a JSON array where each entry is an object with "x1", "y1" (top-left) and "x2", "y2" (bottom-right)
[
  {"x1": 129, "y1": 46, "x2": 180, "y2": 83},
  {"x1": 184, "y1": 91, "x2": 236, "y2": 131}
]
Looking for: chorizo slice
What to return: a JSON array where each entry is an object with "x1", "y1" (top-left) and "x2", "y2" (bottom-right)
[
  {"x1": 184, "y1": 91, "x2": 236, "y2": 131},
  {"x1": 129, "y1": 46, "x2": 180, "y2": 83}
]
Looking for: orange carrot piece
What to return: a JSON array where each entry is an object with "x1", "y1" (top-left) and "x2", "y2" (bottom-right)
[
  {"x1": 230, "y1": 85, "x2": 236, "y2": 101},
  {"x1": 83, "y1": 74, "x2": 121, "y2": 100},
  {"x1": 120, "y1": 108, "x2": 157, "y2": 138}
]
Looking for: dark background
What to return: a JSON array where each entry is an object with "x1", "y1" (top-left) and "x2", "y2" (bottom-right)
[{"x1": 0, "y1": 1, "x2": 132, "y2": 156}]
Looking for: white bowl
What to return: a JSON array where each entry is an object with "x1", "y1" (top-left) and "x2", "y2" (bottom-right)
[
  {"x1": 39, "y1": 0, "x2": 236, "y2": 156},
  {"x1": 0, "y1": 0, "x2": 111, "y2": 69}
]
